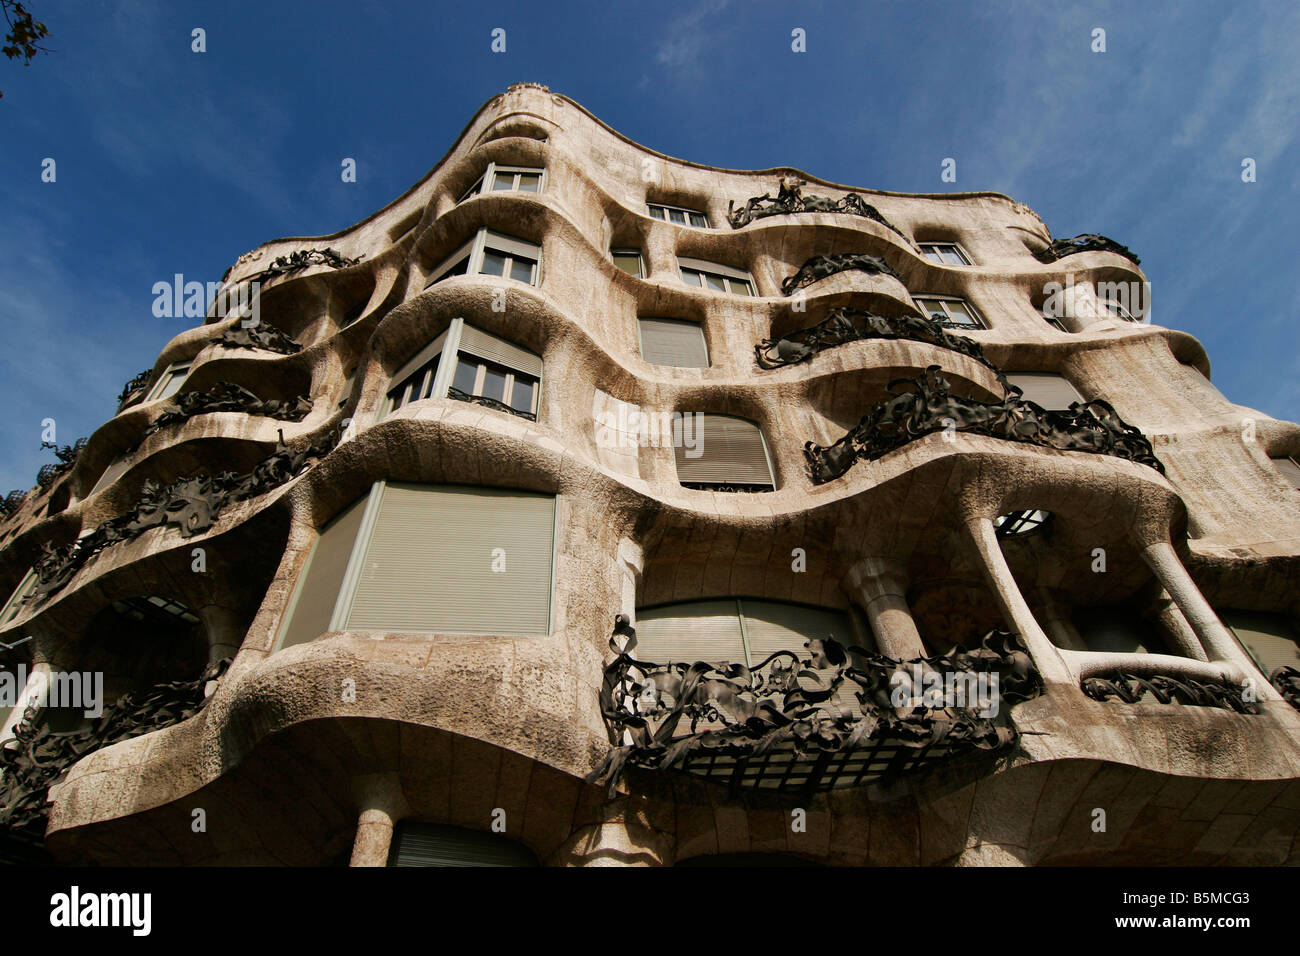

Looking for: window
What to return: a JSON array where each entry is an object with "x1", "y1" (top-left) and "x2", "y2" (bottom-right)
[
  {"x1": 458, "y1": 163, "x2": 544, "y2": 202},
  {"x1": 919, "y1": 242, "x2": 971, "y2": 266},
  {"x1": 678, "y1": 257, "x2": 755, "y2": 296},
  {"x1": 611, "y1": 248, "x2": 644, "y2": 278},
  {"x1": 674, "y1": 414, "x2": 774, "y2": 491},
  {"x1": 388, "y1": 823, "x2": 539, "y2": 867},
  {"x1": 647, "y1": 202, "x2": 709, "y2": 228},
  {"x1": 0, "y1": 568, "x2": 38, "y2": 626},
  {"x1": 1100, "y1": 297, "x2": 1139, "y2": 323},
  {"x1": 638, "y1": 318, "x2": 709, "y2": 368},
  {"x1": 88, "y1": 456, "x2": 132, "y2": 497},
  {"x1": 1004, "y1": 372, "x2": 1083, "y2": 409},
  {"x1": 144, "y1": 361, "x2": 191, "y2": 403},
  {"x1": 915, "y1": 295, "x2": 985, "y2": 330},
  {"x1": 1272, "y1": 456, "x2": 1300, "y2": 490},
  {"x1": 635, "y1": 598, "x2": 852, "y2": 668},
  {"x1": 277, "y1": 482, "x2": 556, "y2": 648},
  {"x1": 1221, "y1": 609, "x2": 1300, "y2": 677},
  {"x1": 384, "y1": 320, "x2": 542, "y2": 421},
  {"x1": 1072, "y1": 606, "x2": 1165, "y2": 655},
  {"x1": 426, "y1": 230, "x2": 541, "y2": 288}
]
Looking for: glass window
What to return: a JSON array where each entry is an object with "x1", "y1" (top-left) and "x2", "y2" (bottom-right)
[
  {"x1": 920, "y1": 243, "x2": 971, "y2": 265},
  {"x1": 511, "y1": 377, "x2": 537, "y2": 414},
  {"x1": 509, "y1": 257, "x2": 536, "y2": 283},
  {"x1": 481, "y1": 365, "x2": 508, "y2": 403},
  {"x1": 678, "y1": 259, "x2": 755, "y2": 296},
  {"x1": 647, "y1": 202, "x2": 709, "y2": 228},
  {"x1": 517, "y1": 173, "x2": 541, "y2": 192},
  {"x1": 480, "y1": 251, "x2": 507, "y2": 277},
  {"x1": 452, "y1": 358, "x2": 479, "y2": 395},
  {"x1": 458, "y1": 164, "x2": 544, "y2": 203},
  {"x1": 914, "y1": 296, "x2": 984, "y2": 329},
  {"x1": 612, "y1": 250, "x2": 643, "y2": 278}
]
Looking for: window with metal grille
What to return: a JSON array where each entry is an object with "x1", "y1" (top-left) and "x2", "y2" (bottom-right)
[
  {"x1": 919, "y1": 242, "x2": 972, "y2": 265},
  {"x1": 673, "y1": 413, "x2": 774, "y2": 491},
  {"x1": 647, "y1": 202, "x2": 709, "y2": 228},
  {"x1": 914, "y1": 295, "x2": 985, "y2": 330},
  {"x1": 993, "y1": 509, "x2": 1050, "y2": 537},
  {"x1": 678, "y1": 256, "x2": 755, "y2": 296}
]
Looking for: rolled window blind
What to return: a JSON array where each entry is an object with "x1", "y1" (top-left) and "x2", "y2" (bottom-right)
[
  {"x1": 388, "y1": 822, "x2": 539, "y2": 867},
  {"x1": 1223, "y1": 609, "x2": 1300, "y2": 676},
  {"x1": 278, "y1": 494, "x2": 370, "y2": 649},
  {"x1": 634, "y1": 599, "x2": 745, "y2": 665},
  {"x1": 639, "y1": 318, "x2": 709, "y2": 368},
  {"x1": 344, "y1": 483, "x2": 554, "y2": 635},
  {"x1": 1271, "y1": 457, "x2": 1300, "y2": 490},
  {"x1": 458, "y1": 324, "x2": 543, "y2": 377},
  {"x1": 1005, "y1": 372, "x2": 1083, "y2": 409},
  {"x1": 674, "y1": 414, "x2": 772, "y2": 486}
]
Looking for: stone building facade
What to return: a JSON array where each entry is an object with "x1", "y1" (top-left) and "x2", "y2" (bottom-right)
[{"x1": 1, "y1": 83, "x2": 1299, "y2": 866}]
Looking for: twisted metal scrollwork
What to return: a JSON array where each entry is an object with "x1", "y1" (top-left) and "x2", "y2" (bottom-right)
[
  {"x1": 115, "y1": 369, "x2": 152, "y2": 411},
  {"x1": 446, "y1": 387, "x2": 537, "y2": 422},
  {"x1": 239, "y1": 247, "x2": 362, "y2": 285},
  {"x1": 0, "y1": 658, "x2": 231, "y2": 863},
  {"x1": 1272, "y1": 666, "x2": 1300, "y2": 712},
  {"x1": 29, "y1": 429, "x2": 340, "y2": 604},
  {"x1": 781, "y1": 252, "x2": 900, "y2": 295},
  {"x1": 755, "y1": 306, "x2": 1008, "y2": 383},
  {"x1": 803, "y1": 365, "x2": 1164, "y2": 484},
  {"x1": 587, "y1": 615, "x2": 1040, "y2": 797},
  {"x1": 1033, "y1": 233, "x2": 1140, "y2": 267},
  {"x1": 0, "y1": 490, "x2": 26, "y2": 518},
  {"x1": 36, "y1": 439, "x2": 87, "y2": 492},
  {"x1": 728, "y1": 177, "x2": 906, "y2": 238},
  {"x1": 135, "y1": 383, "x2": 313, "y2": 447},
  {"x1": 1082, "y1": 671, "x2": 1261, "y2": 714},
  {"x1": 219, "y1": 323, "x2": 302, "y2": 355}
]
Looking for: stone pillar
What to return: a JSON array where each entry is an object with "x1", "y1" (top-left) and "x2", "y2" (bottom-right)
[
  {"x1": 1146, "y1": 588, "x2": 1209, "y2": 662},
  {"x1": 196, "y1": 604, "x2": 245, "y2": 664},
  {"x1": 1033, "y1": 587, "x2": 1088, "y2": 652},
  {"x1": 349, "y1": 773, "x2": 409, "y2": 867},
  {"x1": 964, "y1": 516, "x2": 1073, "y2": 685},
  {"x1": 617, "y1": 537, "x2": 644, "y2": 624},
  {"x1": 1139, "y1": 541, "x2": 1256, "y2": 670},
  {"x1": 842, "y1": 556, "x2": 927, "y2": 659}
]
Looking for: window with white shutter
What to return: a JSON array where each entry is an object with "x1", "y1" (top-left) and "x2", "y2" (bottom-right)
[
  {"x1": 674, "y1": 414, "x2": 773, "y2": 491},
  {"x1": 638, "y1": 318, "x2": 709, "y2": 368}
]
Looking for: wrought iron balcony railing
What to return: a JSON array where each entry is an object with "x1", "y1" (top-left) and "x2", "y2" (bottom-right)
[
  {"x1": 588, "y1": 615, "x2": 1040, "y2": 797},
  {"x1": 1033, "y1": 233, "x2": 1140, "y2": 267},
  {"x1": 781, "y1": 252, "x2": 900, "y2": 295},
  {"x1": 447, "y1": 387, "x2": 538, "y2": 422},
  {"x1": 803, "y1": 365, "x2": 1165, "y2": 484},
  {"x1": 1082, "y1": 670, "x2": 1263, "y2": 713},
  {"x1": 728, "y1": 177, "x2": 907, "y2": 238}
]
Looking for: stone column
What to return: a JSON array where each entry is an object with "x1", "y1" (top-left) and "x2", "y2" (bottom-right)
[
  {"x1": 349, "y1": 773, "x2": 409, "y2": 867},
  {"x1": 1145, "y1": 588, "x2": 1209, "y2": 662},
  {"x1": 1033, "y1": 587, "x2": 1088, "y2": 652},
  {"x1": 964, "y1": 516, "x2": 1073, "y2": 685},
  {"x1": 1139, "y1": 541, "x2": 1257, "y2": 671},
  {"x1": 196, "y1": 605, "x2": 246, "y2": 665},
  {"x1": 842, "y1": 556, "x2": 927, "y2": 659}
]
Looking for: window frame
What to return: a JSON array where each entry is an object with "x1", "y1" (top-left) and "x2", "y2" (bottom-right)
[
  {"x1": 918, "y1": 242, "x2": 973, "y2": 266},
  {"x1": 677, "y1": 256, "x2": 756, "y2": 296},
  {"x1": 382, "y1": 319, "x2": 542, "y2": 421},
  {"x1": 913, "y1": 294, "x2": 987, "y2": 330},
  {"x1": 647, "y1": 202, "x2": 710, "y2": 228},
  {"x1": 674, "y1": 412, "x2": 776, "y2": 492},
  {"x1": 425, "y1": 229, "x2": 542, "y2": 289},
  {"x1": 143, "y1": 361, "x2": 192, "y2": 403},
  {"x1": 636, "y1": 317, "x2": 711, "y2": 369},
  {"x1": 611, "y1": 248, "x2": 645, "y2": 279},
  {"x1": 0, "y1": 568, "x2": 38, "y2": 626},
  {"x1": 457, "y1": 162, "x2": 545, "y2": 203}
]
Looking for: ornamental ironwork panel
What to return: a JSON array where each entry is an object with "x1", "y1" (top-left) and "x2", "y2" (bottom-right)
[
  {"x1": 36, "y1": 439, "x2": 87, "y2": 492},
  {"x1": 728, "y1": 177, "x2": 906, "y2": 237},
  {"x1": 755, "y1": 306, "x2": 1008, "y2": 383},
  {"x1": 803, "y1": 365, "x2": 1164, "y2": 484},
  {"x1": 135, "y1": 382, "x2": 313, "y2": 447},
  {"x1": 587, "y1": 614, "x2": 1040, "y2": 797},
  {"x1": 781, "y1": 252, "x2": 899, "y2": 295},
  {"x1": 1082, "y1": 671, "x2": 1262, "y2": 714},
  {"x1": 1033, "y1": 233, "x2": 1140, "y2": 267},
  {"x1": 115, "y1": 369, "x2": 152, "y2": 412},
  {"x1": 1272, "y1": 666, "x2": 1300, "y2": 712},
  {"x1": 0, "y1": 658, "x2": 230, "y2": 864},
  {"x1": 218, "y1": 323, "x2": 302, "y2": 355},
  {"x1": 29, "y1": 429, "x2": 340, "y2": 604},
  {"x1": 239, "y1": 247, "x2": 362, "y2": 285},
  {"x1": 0, "y1": 490, "x2": 27, "y2": 518},
  {"x1": 446, "y1": 386, "x2": 537, "y2": 422}
]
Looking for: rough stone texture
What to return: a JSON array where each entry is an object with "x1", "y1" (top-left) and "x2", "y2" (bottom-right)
[{"x1": 0, "y1": 83, "x2": 1295, "y2": 866}]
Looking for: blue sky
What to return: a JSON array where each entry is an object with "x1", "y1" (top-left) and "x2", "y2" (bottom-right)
[{"x1": 0, "y1": 0, "x2": 1296, "y2": 493}]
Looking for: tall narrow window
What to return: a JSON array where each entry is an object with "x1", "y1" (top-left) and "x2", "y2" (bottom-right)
[
  {"x1": 1004, "y1": 372, "x2": 1083, "y2": 409},
  {"x1": 678, "y1": 257, "x2": 755, "y2": 296},
  {"x1": 674, "y1": 414, "x2": 774, "y2": 491},
  {"x1": 458, "y1": 163, "x2": 545, "y2": 203},
  {"x1": 1271, "y1": 456, "x2": 1300, "y2": 489},
  {"x1": 647, "y1": 202, "x2": 709, "y2": 228},
  {"x1": 426, "y1": 230, "x2": 541, "y2": 288},
  {"x1": 638, "y1": 318, "x2": 709, "y2": 368},
  {"x1": 277, "y1": 482, "x2": 557, "y2": 648},
  {"x1": 88, "y1": 456, "x2": 132, "y2": 497},
  {"x1": 919, "y1": 242, "x2": 972, "y2": 265},
  {"x1": 611, "y1": 248, "x2": 644, "y2": 278},
  {"x1": 914, "y1": 295, "x2": 985, "y2": 330}
]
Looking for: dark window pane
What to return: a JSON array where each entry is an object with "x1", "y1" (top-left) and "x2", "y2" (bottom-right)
[
  {"x1": 481, "y1": 366, "x2": 507, "y2": 402},
  {"x1": 669, "y1": 209, "x2": 686, "y2": 224},
  {"x1": 689, "y1": 212, "x2": 708, "y2": 227},
  {"x1": 492, "y1": 172, "x2": 514, "y2": 191},
  {"x1": 511, "y1": 377, "x2": 536, "y2": 413},
  {"x1": 453, "y1": 359, "x2": 478, "y2": 394},
  {"x1": 704, "y1": 273, "x2": 726, "y2": 292},
  {"x1": 480, "y1": 251, "x2": 508, "y2": 277},
  {"x1": 681, "y1": 269, "x2": 701, "y2": 286},
  {"x1": 613, "y1": 253, "x2": 642, "y2": 277},
  {"x1": 510, "y1": 257, "x2": 535, "y2": 283},
  {"x1": 518, "y1": 173, "x2": 540, "y2": 192}
]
